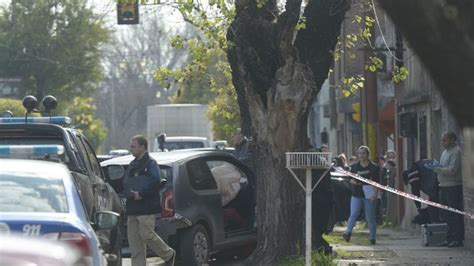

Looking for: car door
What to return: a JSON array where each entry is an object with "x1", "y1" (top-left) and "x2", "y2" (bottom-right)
[
  {"x1": 205, "y1": 158, "x2": 256, "y2": 232},
  {"x1": 179, "y1": 158, "x2": 225, "y2": 244}
]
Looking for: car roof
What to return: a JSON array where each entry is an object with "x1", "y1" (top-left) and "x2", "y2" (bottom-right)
[
  {"x1": 101, "y1": 150, "x2": 235, "y2": 167},
  {"x1": 0, "y1": 159, "x2": 70, "y2": 179},
  {"x1": 165, "y1": 136, "x2": 208, "y2": 141}
]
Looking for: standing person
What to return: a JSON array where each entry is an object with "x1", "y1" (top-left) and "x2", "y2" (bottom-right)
[
  {"x1": 310, "y1": 147, "x2": 335, "y2": 255},
  {"x1": 232, "y1": 130, "x2": 251, "y2": 165},
  {"x1": 343, "y1": 146, "x2": 380, "y2": 245},
  {"x1": 433, "y1": 132, "x2": 464, "y2": 247},
  {"x1": 125, "y1": 135, "x2": 176, "y2": 266}
]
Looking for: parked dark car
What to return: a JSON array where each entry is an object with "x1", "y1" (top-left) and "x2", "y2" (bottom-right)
[
  {"x1": 101, "y1": 150, "x2": 257, "y2": 265},
  {"x1": 0, "y1": 116, "x2": 123, "y2": 266}
]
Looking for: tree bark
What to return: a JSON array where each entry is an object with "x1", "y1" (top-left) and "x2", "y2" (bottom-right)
[
  {"x1": 227, "y1": 0, "x2": 348, "y2": 263},
  {"x1": 378, "y1": 0, "x2": 474, "y2": 127}
]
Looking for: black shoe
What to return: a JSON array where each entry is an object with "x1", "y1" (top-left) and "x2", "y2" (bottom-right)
[
  {"x1": 370, "y1": 239, "x2": 376, "y2": 245},
  {"x1": 342, "y1": 232, "x2": 351, "y2": 242},
  {"x1": 447, "y1": 241, "x2": 463, "y2": 248},
  {"x1": 434, "y1": 240, "x2": 449, "y2": 247}
]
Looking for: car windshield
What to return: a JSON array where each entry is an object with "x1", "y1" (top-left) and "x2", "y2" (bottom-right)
[
  {"x1": 165, "y1": 141, "x2": 204, "y2": 151},
  {"x1": 0, "y1": 174, "x2": 68, "y2": 213}
]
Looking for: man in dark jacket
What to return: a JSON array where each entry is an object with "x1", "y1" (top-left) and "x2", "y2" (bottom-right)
[
  {"x1": 402, "y1": 159, "x2": 440, "y2": 224},
  {"x1": 125, "y1": 135, "x2": 175, "y2": 266},
  {"x1": 232, "y1": 131, "x2": 251, "y2": 165}
]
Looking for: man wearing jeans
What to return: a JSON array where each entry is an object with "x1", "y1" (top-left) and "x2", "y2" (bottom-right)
[
  {"x1": 126, "y1": 135, "x2": 175, "y2": 266},
  {"x1": 433, "y1": 132, "x2": 464, "y2": 247}
]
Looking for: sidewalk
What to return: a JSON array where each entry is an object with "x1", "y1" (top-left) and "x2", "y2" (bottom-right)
[{"x1": 330, "y1": 226, "x2": 474, "y2": 265}]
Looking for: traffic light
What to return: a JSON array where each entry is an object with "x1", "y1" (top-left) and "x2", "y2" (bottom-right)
[
  {"x1": 117, "y1": 2, "x2": 139, "y2": 25},
  {"x1": 351, "y1": 102, "x2": 361, "y2": 122}
]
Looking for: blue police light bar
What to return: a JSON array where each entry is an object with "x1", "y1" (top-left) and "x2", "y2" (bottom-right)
[
  {"x1": 0, "y1": 145, "x2": 65, "y2": 156},
  {"x1": 0, "y1": 116, "x2": 71, "y2": 126}
]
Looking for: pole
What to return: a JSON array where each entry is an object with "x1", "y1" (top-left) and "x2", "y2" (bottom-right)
[{"x1": 305, "y1": 168, "x2": 312, "y2": 266}]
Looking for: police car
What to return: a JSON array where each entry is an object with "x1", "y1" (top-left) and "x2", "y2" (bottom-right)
[
  {"x1": 0, "y1": 95, "x2": 123, "y2": 265},
  {"x1": 0, "y1": 159, "x2": 119, "y2": 266}
]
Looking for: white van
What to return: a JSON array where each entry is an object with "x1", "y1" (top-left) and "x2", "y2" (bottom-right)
[{"x1": 154, "y1": 136, "x2": 210, "y2": 151}]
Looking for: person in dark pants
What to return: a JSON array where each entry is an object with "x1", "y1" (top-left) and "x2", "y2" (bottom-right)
[
  {"x1": 310, "y1": 148, "x2": 336, "y2": 255},
  {"x1": 432, "y1": 132, "x2": 464, "y2": 247}
]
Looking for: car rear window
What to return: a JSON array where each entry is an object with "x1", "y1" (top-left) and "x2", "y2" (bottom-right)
[{"x1": 0, "y1": 174, "x2": 68, "y2": 213}]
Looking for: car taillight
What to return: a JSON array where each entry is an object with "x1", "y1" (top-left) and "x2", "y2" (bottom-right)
[
  {"x1": 161, "y1": 190, "x2": 174, "y2": 217},
  {"x1": 43, "y1": 232, "x2": 90, "y2": 256}
]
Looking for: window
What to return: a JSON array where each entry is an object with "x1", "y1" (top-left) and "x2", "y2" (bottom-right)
[
  {"x1": 80, "y1": 137, "x2": 102, "y2": 178},
  {"x1": 0, "y1": 174, "x2": 68, "y2": 213},
  {"x1": 206, "y1": 160, "x2": 248, "y2": 206},
  {"x1": 186, "y1": 159, "x2": 217, "y2": 190}
]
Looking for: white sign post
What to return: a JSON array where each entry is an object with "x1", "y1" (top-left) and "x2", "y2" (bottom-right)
[{"x1": 286, "y1": 152, "x2": 332, "y2": 266}]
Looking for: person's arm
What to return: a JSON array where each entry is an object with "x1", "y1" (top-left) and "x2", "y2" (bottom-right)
[
  {"x1": 349, "y1": 164, "x2": 362, "y2": 185},
  {"x1": 433, "y1": 149, "x2": 462, "y2": 176},
  {"x1": 138, "y1": 160, "x2": 161, "y2": 197}
]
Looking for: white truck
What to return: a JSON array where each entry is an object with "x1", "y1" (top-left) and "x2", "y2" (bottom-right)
[{"x1": 147, "y1": 104, "x2": 214, "y2": 151}]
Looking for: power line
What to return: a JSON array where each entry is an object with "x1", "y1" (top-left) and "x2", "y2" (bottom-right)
[{"x1": 371, "y1": 0, "x2": 403, "y2": 62}]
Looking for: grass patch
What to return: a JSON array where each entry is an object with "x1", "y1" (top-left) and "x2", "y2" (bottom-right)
[
  {"x1": 335, "y1": 250, "x2": 398, "y2": 260},
  {"x1": 280, "y1": 250, "x2": 336, "y2": 266},
  {"x1": 324, "y1": 231, "x2": 372, "y2": 246}
]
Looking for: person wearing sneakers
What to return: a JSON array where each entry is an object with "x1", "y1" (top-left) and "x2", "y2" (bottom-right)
[
  {"x1": 343, "y1": 145, "x2": 380, "y2": 245},
  {"x1": 126, "y1": 135, "x2": 176, "y2": 266}
]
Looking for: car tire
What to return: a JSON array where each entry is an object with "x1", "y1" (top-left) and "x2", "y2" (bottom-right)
[{"x1": 179, "y1": 224, "x2": 210, "y2": 266}]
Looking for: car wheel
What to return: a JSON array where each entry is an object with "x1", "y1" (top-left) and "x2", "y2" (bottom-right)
[{"x1": 179, "y1": 224, "x2": 210, "y2": 266}]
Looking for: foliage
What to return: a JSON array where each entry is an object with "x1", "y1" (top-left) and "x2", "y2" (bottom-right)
[
  {"x1": 0, "y1": 98, "x2": 34, "y2": 117},
  {"x1": 341, "y1": 75, "x2": 365, "y2": 97},
  {"x1": 392, "y1": 66, "x2": 409, "y2": 84},
  {"x1": 334, "y1": 0, "x2": 409, "y2": 97},
  {"x1": 67, "y1": 97, "x2": 107, "y2": 152},
  {"x1": 0, "y1": 0, "x2": 109, "y2": 108},
  {"x1": 154, "y1": 0, "x2": 239, "y2": 142}
]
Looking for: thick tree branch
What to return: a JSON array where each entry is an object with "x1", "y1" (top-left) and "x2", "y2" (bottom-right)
[
  {"x1": 276, "y1": 0, "x2": 303, "y2": 59},
  {"x1": 228, "y1": 0, "x2": 279, "y2": 108},
  {"x1": 295, "y1": 0, "x2": 349, "y2": 89},
  {"x1": 378, "y1": 0, "x2": 474, "y2": 127}
]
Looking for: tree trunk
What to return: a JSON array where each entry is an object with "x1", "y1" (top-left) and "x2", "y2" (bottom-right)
[
  {"x1": 377, "y1": 0, "x2": 474, "y2": 127},
  {"x1": 227, "y1": 0, "x2": 348, "y2": 263}
]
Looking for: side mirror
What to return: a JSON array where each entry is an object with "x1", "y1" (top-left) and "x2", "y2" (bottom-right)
[
  {"x1": 107, "y1": 165, "x2": 125, "y2": 180},
  {"x1": 94, "y1": 211, "x2": 120, "y2": 231}
]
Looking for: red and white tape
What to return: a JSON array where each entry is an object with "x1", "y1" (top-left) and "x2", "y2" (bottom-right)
[{"x1": 333, "y1": 167, "x2": 474, "y2": 220}]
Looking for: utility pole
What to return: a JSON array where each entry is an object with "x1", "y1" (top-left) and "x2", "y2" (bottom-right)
[{"x1": 362, "y1": 13, "x2": 379, "y2": 162}]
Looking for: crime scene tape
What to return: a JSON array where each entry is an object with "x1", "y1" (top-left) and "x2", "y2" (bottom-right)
[{"x1": 332, "y1": 167, "x2": 474, "y2": 220}]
